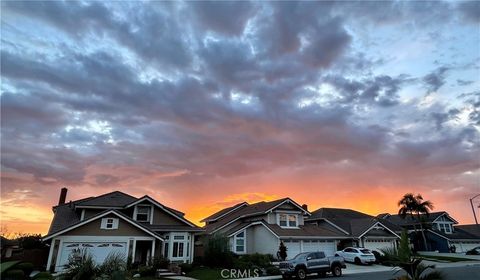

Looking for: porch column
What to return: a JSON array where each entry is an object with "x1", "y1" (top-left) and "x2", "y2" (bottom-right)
[{"x1": 151, "y1": 239, "x2": 156, "y2": 259}]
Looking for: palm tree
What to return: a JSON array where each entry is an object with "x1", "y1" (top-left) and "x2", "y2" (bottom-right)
[{"x1": 398, "y1": 193, "x2": 434, "y2": 251}]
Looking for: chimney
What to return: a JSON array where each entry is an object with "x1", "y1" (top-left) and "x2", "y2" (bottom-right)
[
  {"x1": 302, "y1": 204, "x2": 308, "y2": 211},
  {"x1": 58, "y1": 187, "x2": 68, "y2": 205}
]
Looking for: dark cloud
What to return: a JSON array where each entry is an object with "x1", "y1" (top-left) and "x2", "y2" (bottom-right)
[
  {"x1": 457, "y1": 1, "x2": 480, "y2": 23},
  {"x1": 423, "y1": 66, "x2": 450, "y2": 93},
  {"x1": 190, "y1": 1, "x2": 256, "y2": 35},
  {"x1": 457, "y1": 79, "x2": 474, "y2": 86}
]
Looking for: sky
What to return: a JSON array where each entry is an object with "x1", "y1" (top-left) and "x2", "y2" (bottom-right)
[{"x1": 1, "y1": 0, "x2": 479, "y2": 235}]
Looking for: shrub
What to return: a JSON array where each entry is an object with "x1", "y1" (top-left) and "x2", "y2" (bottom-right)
[
  {"x1": 15, "y1": 262, "x2": 34, "y2": 275},
  {"x1": 239, "y1": 253, "x2": 271, "y2": 268},
  {"x1": 98, "y1": 252, "x2": 127, "y2": 276},
  {"x1": 59, "y1": 248, "x2": 98, "y2": 280},
  {"x1": 32, "y1": 272, "x2": 53, "y2": 279},
  {"x1": 4, "y1": 269, "x2": 25, "y2": 280},
  {"x1": 179, "y1": 263, "x2": 193, "y2": 273},
  {"x1": 150, "y1": 256, "x2": 170, "y2": 269},
  {"x1": 265, "y1": 266, "x2": 281, "y2": 276},
  {"x1": 204, "y1": 234, "x2": 236, "y2": 268},
  {"x1": 137, "y1": 266, "x2": 155, "y2": 277}
]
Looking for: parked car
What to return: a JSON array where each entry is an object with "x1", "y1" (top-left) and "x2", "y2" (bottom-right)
[
  {"x1": 335, "y1": 247, "x2": 376, "y2": 265},
  {"x1": 279, "y1": 251, "x2": 346, "y2": 279},
  {"x1": 466, "y1": 246, "x2": 480, "y2": 255}
]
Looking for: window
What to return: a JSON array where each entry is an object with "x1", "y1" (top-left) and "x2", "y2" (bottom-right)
[
  {"x1": 135, "y1": 206, "x2": 151, "y2": 222},
  {"x1": 278, "y1": 213, "x2": 298, "y2": 228},
  {"x1": 172, "y1": 242, "x2": 184, "y2": 257},
  {"x1": 234, "y1": 230, "x2": 246, "y2": 254},
  {"x1": 436, "y1": 222, "x2": 453, "y2": 234},
  {"x1": 101, "y1": 218, "x2": 118, "y2": 229}
]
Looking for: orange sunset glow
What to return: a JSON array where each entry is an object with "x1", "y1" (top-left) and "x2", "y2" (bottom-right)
[{"x1": 1, "y1": 1, "x2": 479, "y2": 237}]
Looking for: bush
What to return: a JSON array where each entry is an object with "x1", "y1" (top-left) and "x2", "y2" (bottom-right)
[
  {"x1": 150, "y1": 256, "x2": 170, "y2": 269},
  {"x1": 265, "y1": 266, "x2": 281, "y2": 276},
  {"x1": 98, "y1": 252, "x2": 127, "y2": 276},
  {"x1": 4, "y1": 269, "x2": 25, "y2": 280},
  {"x1": 137, "y1": 266, "x2": 155, "y2": 277},
  {"x1": 238, "y1": 253, "x2": 272, "y2": 268},
  {"x1": 204, "y1": 234, "x2": 236, "y2": 268},
  {"x1": 33, "y1": 272, "x2": 53, "y2": 279},
  {"x1": 15, "y1": 262, "x2": 34, "y2": 275},
  {"x1": 59, "y1": 248, "x2": 98, "y2": 280},
  {"x1": 179, "y1": 263, "x2": 193, "y2": 273}
]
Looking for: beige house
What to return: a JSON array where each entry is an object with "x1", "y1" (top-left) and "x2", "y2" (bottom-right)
[{"x1": 43, "y1": 189, "x2": 202, "y2": 272}]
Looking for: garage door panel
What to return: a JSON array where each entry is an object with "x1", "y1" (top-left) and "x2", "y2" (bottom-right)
[
  {"x1": 58, "y1": 242, "x2": 127, "y2": 270},
  {"x1": 451, "y1": 242, "x2": 480, "y2": 253},
  {"x1": 284, "y1": 241, "x2": 301, "y2": 260},
  {"x1": 364, "y1": 239, "x2": 395, "y2": 252}
]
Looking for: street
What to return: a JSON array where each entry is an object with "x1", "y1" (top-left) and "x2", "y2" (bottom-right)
[{"x1": 313, "y1": 265, "x2": 480, "y2": 280}]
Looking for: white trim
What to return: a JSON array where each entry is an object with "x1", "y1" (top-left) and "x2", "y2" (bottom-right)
[
  {"x1": 265, "y1": 199, "x2": 311, "y2": 215},
  {"x1": 277, "y1": 213, "x2": 299, "y2": 228},
  {"x1": 358, "y1": 222, "x2": 400, "y2": 239},
  {"x1": 432, "y1": 212, "x2": 459, "y2": 224},
  {"x1": 233, "y1": 230, "x2": 246, "y2": 254},
  {"x1": 43, "y1": 210, "x2": 164, "y2": 241},
  {"x1": 126, "y1": 196, "x2": 197, "y2": 227},
  {"x1": 227, "y1": 222, "x2": 280, "y2": 238},
  {"x1": 134, "y1": 204, "x2": 153, "y2": 224},
  {"x1": 150, "y1": 205, "x2": 154, "y2": 224},
  {"x1": 80, "y1": 209, "x2": 85, "y2": 221},
  {"x1": 46, "y1": 238, "x2": 57, "y2": 271},
  {"x1": 201, "y1": 202, "x2": 248, "y2": 223}
]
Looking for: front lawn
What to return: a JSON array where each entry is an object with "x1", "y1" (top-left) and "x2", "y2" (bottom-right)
[{"x1": 185, "y1": 267, "x2": 222, "y2": 280}]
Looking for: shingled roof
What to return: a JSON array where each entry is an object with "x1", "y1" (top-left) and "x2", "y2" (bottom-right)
[
  {"x1": 380, "y1": 212, "x2": 456, "y2": 226},
  {"x1": 307, "y1": 207, "x2": 402, "y2": 237},
  {"x1": 203, "y1": 198, "x2": 310, "y2": 234},
  {"x1": 75, "y1": 191, "x2": 138, "y2": 207},
  {"x1": 200, "y1": 202, "x2": 248, "y2": 222}
]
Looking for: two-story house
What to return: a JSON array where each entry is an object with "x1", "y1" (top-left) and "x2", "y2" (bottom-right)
[
  {"x1": 201, "y1": 198, "x2": 350, "y2": 258},
  {"x1": 43, "y1": 188, "x2": 202, "y2": 272},
  {"x1": 305, "y1": 208, "x2": 402, "y2": 252},
  {"x1": 379, "y1": 212, "x2": 480, "y2": 252}
]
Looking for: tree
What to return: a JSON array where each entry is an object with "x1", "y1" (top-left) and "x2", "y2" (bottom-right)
[
  {"x1": 277, "y1": 241, "x2": 287, "y2": 261},
  {"x1": 398, "y1": 193, "x2": 434, "y2": 251}
]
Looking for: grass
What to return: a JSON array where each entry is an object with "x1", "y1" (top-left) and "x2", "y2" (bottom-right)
[
  {"x1": 419, "y1": 255, "x2": 476, "y2": 262},
  {"x1": 185, "y1": 267, "x2": 222, "y2": 280}
]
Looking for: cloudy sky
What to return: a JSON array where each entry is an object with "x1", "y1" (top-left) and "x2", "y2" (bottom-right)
[{"x1": 1, "y1": 1, "x2": 479, "y2": 234}]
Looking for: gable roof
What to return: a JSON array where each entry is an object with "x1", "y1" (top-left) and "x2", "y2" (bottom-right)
[
  {"x1": 380, "y1": 212, "x2": 458, "y2": 226},
  {"x1": 125, "y1": 196, "x2": 197, "y2": 227},
  {"x1": 43, "y1": 210, "x2": 164, "y2": 241},
  {"x1": 47, "y1": 191, "x2": 200, "y2": 235},
  {"x1": 203, "y1": 198, "x2": 310, "y2": 234},
  {"x1": 307, "y1": 207, "x2": 402, "y2": 238}
]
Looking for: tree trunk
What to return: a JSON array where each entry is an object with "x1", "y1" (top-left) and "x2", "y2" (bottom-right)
[{"x1": 417, "y1": 214, "x2": 429, "y2": 251}]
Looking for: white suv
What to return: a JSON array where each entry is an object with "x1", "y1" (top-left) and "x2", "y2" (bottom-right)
[{"x1": 335, "y1": 247, "x2": 376, "y2": 265}]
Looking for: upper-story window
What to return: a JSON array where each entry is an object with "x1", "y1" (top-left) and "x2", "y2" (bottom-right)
[
  {"x1": 135, "y1": 205, "x2": 151, "y2": 222},
  {"x1": 101, "y1": 218, "x2": 119, "y2": 230},
  {"x1": 436, "y1": 222, "x2": 452, "y2": 234},
  {"x1": 278, "y1": 213, "x2": 298, "y2": 228}
]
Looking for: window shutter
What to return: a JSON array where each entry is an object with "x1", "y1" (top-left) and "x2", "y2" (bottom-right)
[
  {"x1": 113, "y1": 218, "x2": 119, "y2": 229},
  {"x1": 101, "y1": 218, "x2": 107, "y2": 229}
]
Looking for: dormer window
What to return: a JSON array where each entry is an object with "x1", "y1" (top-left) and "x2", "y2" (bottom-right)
[
  {"x1": 278, "y1": 213, "x2": 298, "y2": 228},
  {"x1": 135, "y1": 205, "x2": 151, "y2": 222}
]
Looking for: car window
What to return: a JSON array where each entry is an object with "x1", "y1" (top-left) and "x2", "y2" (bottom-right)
[
  {"x1": 316, "y1": 252, "x2": 325, "y2": 259},
  {"x1": 352, "y1": 248, "x2": 359, "y2": 253},
  {"x1": 307, "y1": 253, "x2": 317, "y2": 260},
  {"x1": 360, "y1": 249, "x2": 371, "y2": 254}
]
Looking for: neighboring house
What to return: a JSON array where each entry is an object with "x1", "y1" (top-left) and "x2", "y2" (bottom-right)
[
  {"x1": 305, "y1": 208, "x2": 401, "y2": 252},
  {"x1": 452, "y1": 224, "x2": 480, "y2": 252},
  {"x1": 0, "y1": 236, "x2": 19, "y2": 259},
  {"x1": 379, "y1": 212, "x2": 480, "y2": 253},
  {"x1": 43, "y1": 188, "x2": 202, "y2": 272},
  {"x1": 201, "y1": 198, "x2": 350, "y2": 259}
]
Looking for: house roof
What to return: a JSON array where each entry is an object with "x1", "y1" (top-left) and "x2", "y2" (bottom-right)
[
  {"x1": 307, "y1": 208, "x2": 402, "y2": 238},
  {"x1": 47, "y1": 191, "x2": 199, "y2": 235},
  {"x1": 427, "y1": 227, "x2": 480, "y2": 241},
  {"x1": 146, "y1": 225, "x2": 204, "y2": 232},
  {"x1": 225, "y1": 220, "x2": 348, "y2": 239},
  {"x1": 203, "y1": 198, "x2": 310, "y2": 234},
  {"x1": 200, "y1": 202, "x2": 248, "y2": 222},
  {"x1": 75, "y1": 191, "x2": 138, "y2": 208},
  {"x1": 455, "y1": 224, "x2": 480, "y2": 238},
  {"x1": 380, "y1": 212, "x2": 457, "y2": 226},
  {"x1": 44, "y1": 210, "x2": 164, "y2": 241}
]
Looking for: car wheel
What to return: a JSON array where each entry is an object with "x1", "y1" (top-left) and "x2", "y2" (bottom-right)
[
  {"x1": 296, "y1": 268, "x2": 307, "y2": 280},
  {"x1": 332, "y1": 265, "x2": 342, "y2": 277},
  {"x1": 354, "y1": 257, "x2": 361, "y2": 265},
  {"x1": 318, "y1": 271, "x2": 327, "y2": 278}
]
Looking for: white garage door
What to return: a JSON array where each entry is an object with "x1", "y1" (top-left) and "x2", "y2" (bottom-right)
[
  {"x1": 451, "y1": 241, "x2": 480, "y2": 253},
  {"x1": 303, "y1": 240, "x2": 337, "y2": 256},
  {"x1": 58, "y1": 242, "x2": 127, "y2": 269},
  {"x1": 364, "y1": 239, "x2": 396, "y2": 252},
  {"x1": 284, "y1": 241, "x2": 301, "y2": 260}
]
